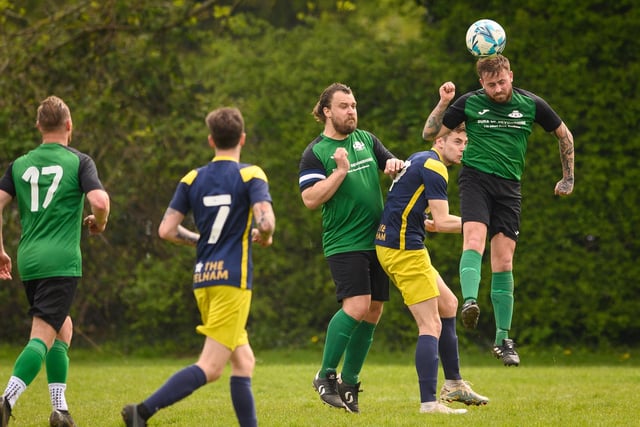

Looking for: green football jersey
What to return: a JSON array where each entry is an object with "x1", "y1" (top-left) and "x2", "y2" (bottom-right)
[
  {"x1": 299, "y1": 129, "x2": 394, "y2": 257},
  {"x1": 444, "y1": 87, "x2": 562, "y2": 181},
  {"x1": 4, "y1": 143, "x2": 104, "y2": 280}
]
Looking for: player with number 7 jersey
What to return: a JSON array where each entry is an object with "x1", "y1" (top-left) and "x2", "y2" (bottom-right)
[
  {"x1": 121, "y1": 107, "x2": 274, "y2": 427},
  {"x1": 168, "y1": 157, "x2": 272, "y2": 290}
]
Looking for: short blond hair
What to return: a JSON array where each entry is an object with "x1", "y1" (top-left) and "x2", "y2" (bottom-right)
[{"x1": 36, "y1": 96, "x2": 71, "y2": 132}]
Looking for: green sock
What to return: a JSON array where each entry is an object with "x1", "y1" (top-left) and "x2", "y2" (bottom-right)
[
  {"x1": 319, "y1": 309, "x2": 359, "y2": 377},
  {"x1": 341, "y1": 321, "x2": 376, "y2": 385},
  {"x1": 459, "y1": 249, "x2": 482, "y2": 302},
  {"x1": 46, "y1": 339, "x2": 69, "y2": 384},
  {"x1": 13, "y1": 338, "x2": 47, "y2": 386},
  {"x1": 491, "y1": 271, "x2": 514, "y2": 345}
]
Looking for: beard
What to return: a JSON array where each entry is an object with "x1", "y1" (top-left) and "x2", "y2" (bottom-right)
[
  {"x1": 331, "y1": 116, "x2": 357, "y2": 135},
  {"x1": 488, "y1": 87, "x2": 513, "y2": 104}
]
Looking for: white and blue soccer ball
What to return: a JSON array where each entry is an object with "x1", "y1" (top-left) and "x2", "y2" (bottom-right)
[{"x1": 465, "y1": 19, "x2": 506, "y2": 57}]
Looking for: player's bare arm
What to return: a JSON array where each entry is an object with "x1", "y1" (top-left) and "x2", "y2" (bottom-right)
[
  {"x1": 84, "y1": 189, "x2": 110, "y2": 235},
  {"x1": 553, "y1": 122, "x2": 575, "y2": 196},
  {"x1": 301, "y1": 147, "x2": 349, "y2": 210},
  {"x1": 427, "y1": 199, "x2": 462, "y2": 233},
  {"x1": 422, "y1": 82, "x2": 456, "y2": 141},
  {"x1": 158, "y1": 207, "x2": 199, "y2": 246},
  {"x1": 252, "y1": 201, "x2": 275, "y2": 247}
]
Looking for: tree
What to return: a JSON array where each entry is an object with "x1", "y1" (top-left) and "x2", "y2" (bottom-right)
[{"x1": 0, "y1": 0, "x2": 638, "y2": 351}]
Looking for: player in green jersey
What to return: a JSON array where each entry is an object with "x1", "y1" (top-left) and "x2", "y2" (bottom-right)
[
  {"x1": 423, "y1": 57, "x2": 575, "y2": 366},
  {"x1": 0, "y1": 96, "x2": 110, "y2": 427},
  {"x1": 299, "y1": 83, "x2": 403, "y2": 413}
]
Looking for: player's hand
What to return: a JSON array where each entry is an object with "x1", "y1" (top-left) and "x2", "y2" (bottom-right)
[
  {"x1": 439, "y1": 81, "x2": 456, "y2": 104},
  {"x1": 0, "y1": 251, "x2": 12, "y2": 280},
  {"x1": 251, "y1": 228, "x2": 273, "y2": 247},
  {"x1": 424, "y1": 218, "x2": 436, "y2": 232},
  {"x1": 83, "y1": 214, "x2": 107, "y2": 235},
  {"x1": 333, "y1": 147, "x2": 349, "y2": 172},
  {"x1": 384, "y1": 158, "x2": 405, "y2": 177},
  {"x1": 554, "y1": 177, "x2": 574, "y2": 196}
]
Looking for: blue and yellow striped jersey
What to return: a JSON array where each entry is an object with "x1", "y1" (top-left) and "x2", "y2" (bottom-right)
[
  {"x1": 375, "y1": 149, "x2": 448, "y2": 250},
  {"x1": 168, "y1": 156, "x2": 272, "y2": 290}
]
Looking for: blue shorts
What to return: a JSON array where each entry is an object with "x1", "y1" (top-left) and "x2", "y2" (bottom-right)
[{"x1": 326, "y1": 250, "x2": 389, "y2": 303}]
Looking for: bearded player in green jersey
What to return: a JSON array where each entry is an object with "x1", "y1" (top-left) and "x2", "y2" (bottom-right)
[
  {"x1": 0, "y1": 96, "x2": 110, "y2": 427},
  {"x1": 423, "y1": 55, "x2": 575, "y2": 366},
  {"x1": 299, "y1": 83, "x2": 403, "y2": 413}
]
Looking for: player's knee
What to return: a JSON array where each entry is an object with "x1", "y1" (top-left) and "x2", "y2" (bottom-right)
[
  {"x1": 439, "y1": 298, "x2": 458, "y2": 318},
  {"x1": 231, "y1": 356, "x2": 255, "y2": 377},
  {"x1": 57, "y1": 316, "x2": 73, "y2": 344},
  {"x1": 365, "y1": 301, "x2": 384, "y2": 323},
  {"x1": 201, "y1": 363, "x2": 226, "y2": 383}
]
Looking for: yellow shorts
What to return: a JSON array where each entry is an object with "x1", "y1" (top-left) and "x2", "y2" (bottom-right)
[
  {"x1": 193, "y1": 285, "x2": 251, "y2": 351},
  {"x1": 375, "y1": 245, "x2": 439, "y2": 306}
]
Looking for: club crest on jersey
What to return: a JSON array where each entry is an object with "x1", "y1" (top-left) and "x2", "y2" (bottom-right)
[
  {"x1": 508, "y1": 110, "x2": 524, "y2": 118},
  {"x1": 352, "y1": 140, "x2": 365, "y2": 151}
]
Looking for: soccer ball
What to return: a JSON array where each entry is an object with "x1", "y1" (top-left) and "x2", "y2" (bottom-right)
[{"x1": 465, "y1": 19, "x2": 506, "y2": 57}]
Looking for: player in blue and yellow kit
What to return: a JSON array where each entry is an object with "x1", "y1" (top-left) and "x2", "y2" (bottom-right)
[
  {"x1": 122, "y1": 107, "x2": 275, "y2": 427},
  {"x1": 423, "y1": 57, "x2": 575, "y2": 366},
  {"x1": 375, "y1": 125, "x2": 487, "y2": 414}
]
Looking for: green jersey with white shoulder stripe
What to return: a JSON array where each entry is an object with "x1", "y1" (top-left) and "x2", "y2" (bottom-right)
[{"x1": 298, "y1": 129, "x2": 395, "y2": 257}]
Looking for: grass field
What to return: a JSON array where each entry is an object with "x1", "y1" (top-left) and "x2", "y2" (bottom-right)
[{"x1": 0, "y1": 345, "x2": 637, "y2": 426}]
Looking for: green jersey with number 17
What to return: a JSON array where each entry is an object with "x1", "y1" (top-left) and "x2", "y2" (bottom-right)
[{"x1": 0, "y1": 143, "x2": 105, "y2": 280}]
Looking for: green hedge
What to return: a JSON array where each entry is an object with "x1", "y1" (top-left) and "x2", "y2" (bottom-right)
[{"x1": 0, "y1": 0, "x2": 637, "y2": 352}]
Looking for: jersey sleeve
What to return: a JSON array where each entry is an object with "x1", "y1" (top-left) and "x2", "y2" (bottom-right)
[
  {"x1": 370, "y1": 132, "x2": 395, "y2": 170},
  {"x1": 422, "y1": 158, "x2": 449, "y2": 201},
  {"x1": 168, "y1": 169, "x2": 198, "y2": 215},
  {"x1": 520, "y1": 89, "x2": 562, "y2": 132},
  {"x1": 443, "y1": 91, "x2": 476, "y2": 130},
  {"x1": 298, "y1": 137, "x2": 326, "y2": 192},
  {"x1": 0, "y1": 163, "x2": 16, "y2": 196},
  {"x1": 240, "y1": 165, "x2": 273, "y2": 205},
  {"x1": 77, "y1": 153, "x2": 105, "y2": 193}
]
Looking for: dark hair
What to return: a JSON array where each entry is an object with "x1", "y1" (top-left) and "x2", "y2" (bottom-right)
[
  {"x1": 205, "y1": 107, "x2": 244, "y2": 149},
  {"x1": 476, "y1": 54, "x2": 511, "y2": 78},
  {"x1": 36, "y1": 96, "x2": 71, "y2": 132},
  {"x1": 312, "y1": 83, "x2": 352, "y2": 123}
]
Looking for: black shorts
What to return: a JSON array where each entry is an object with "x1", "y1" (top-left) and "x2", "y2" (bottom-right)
[
  {"x1": 24, "y1": 277, "x2": 79, "y2": 332},
  {"x1": 326, "y1": 250, "x2": 389, "y2": 303},
  {"x1": 459, "y1": 166, "x2": 521, "y2": 241}
]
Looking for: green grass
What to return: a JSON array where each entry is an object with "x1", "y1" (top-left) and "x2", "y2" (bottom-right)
[{"x1": 0, "y1": 345, "x2": 638, "y2": 426}]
